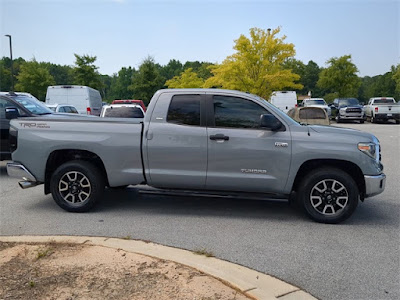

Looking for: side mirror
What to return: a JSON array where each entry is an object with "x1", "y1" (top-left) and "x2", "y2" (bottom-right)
[
  {"x1": 5, "y1": 107, "x2": 19, "y2": 120},
  {"x1": 260, "y1": 114, "x2": 282, "y2": 131}
]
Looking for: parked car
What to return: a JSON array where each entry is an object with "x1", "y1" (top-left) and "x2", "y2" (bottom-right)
[
  {"x1": 330, "y1": 98, "x2": 365, "y2": 123},
  {"x1": 100, "y1": 104, "x2": 145, "y2": 118},
  {"x1": 111, "y1": 99, "x2": 147, "y2": 112},
  {"x1": 301, "y1": 98, "x2": 331, "y2": 116},
  {"x1": 269, "y1": 91, "x2": 297, "y2": 114},
  {"x1": 7, "y1": 89, "x2": 386, "y2": 224},
  {"x1": 46, "y1": 104, "x2": 79, "y2": 114},
  {"x1": 45, "y1": 85, "x2": 102, "y2": 116},
  {"x1": 287, "y1": 106, "x2": 330, "y2": 125},
  {"x1": 364, "y1": 97, "x2": 400, "y2": 124}
]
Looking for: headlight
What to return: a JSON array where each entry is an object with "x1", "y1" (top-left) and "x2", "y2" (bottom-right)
[{"x1": 358, "y1": 142, "x2": 377, "y2": 160}]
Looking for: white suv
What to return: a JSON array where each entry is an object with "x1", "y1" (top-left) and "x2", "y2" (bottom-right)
[
  {"x1": 301, "y1": 98, "x2": 331, "y2": 116},
  {"x1": 46, "y1": 104, "x2": 79, "y2": 114}
]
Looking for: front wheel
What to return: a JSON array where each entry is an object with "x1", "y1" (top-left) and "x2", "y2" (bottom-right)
[
  {"x1": 50, "y1": 160, "x2": 105, "y2": 212},
  {"x1": 298, "y1": 168, "x2": 359, "y2": 224},
  {"x1": 335, "y1": 115, "x2": 342, "y2": 123}
]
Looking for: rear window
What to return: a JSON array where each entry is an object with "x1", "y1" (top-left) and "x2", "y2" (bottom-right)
[
  {"x1": 373, "y1": 99, "x2": 395, "y2": 104},
  {"x1": 103, "y1": 107, "x2": 144, "y2": 118},
  {"x1": 299, "y1": 108, "x2": 326, "y2": 119},
  {"x1": 306, "y1": 100, "x2": 326, "y2": 105}
]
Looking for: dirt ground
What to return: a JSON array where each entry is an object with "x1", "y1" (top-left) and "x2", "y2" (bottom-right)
[{"x1": 0, "y1": 241, "x2": 251, "y2": 300}]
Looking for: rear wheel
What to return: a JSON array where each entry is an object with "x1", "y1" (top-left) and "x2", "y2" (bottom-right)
[
  {"x1": 298, "y1": 168, "x2": 359, "y2": 224},
  {"x1": 50, "y1": 160, "x2": 105, "y2": 212}
]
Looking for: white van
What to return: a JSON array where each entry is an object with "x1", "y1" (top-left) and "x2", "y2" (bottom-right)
[
  {"x1": 269, "y1": 91, "x2": 297, "y2": 113},
  {"x1": 45, "y1": 85, "x2": 102, "y2": 116}
]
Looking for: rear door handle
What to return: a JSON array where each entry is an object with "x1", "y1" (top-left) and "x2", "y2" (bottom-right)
[{"x1": 210, "y1": 134, "x2": 229, "y2": 141}]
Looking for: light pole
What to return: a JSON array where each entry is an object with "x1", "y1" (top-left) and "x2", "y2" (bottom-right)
[{"x1": 5, "y1": 34, "x2": 14, "y2": 92}]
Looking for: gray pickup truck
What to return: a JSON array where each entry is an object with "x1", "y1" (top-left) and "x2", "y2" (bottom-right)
[{"x1": 7, "y1": 89, "x2": 386, "y2": 224}]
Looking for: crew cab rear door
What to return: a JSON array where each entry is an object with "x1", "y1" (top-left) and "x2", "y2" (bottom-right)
[
  {"x1": 205, "y1": 94, "x2": 291, "y2": 193},
  {"x1": 144, "y1": 92, "x2": 208, "y2": 189}
]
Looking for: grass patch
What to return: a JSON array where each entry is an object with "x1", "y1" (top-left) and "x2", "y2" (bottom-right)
[
  {"x1": 36, "y1": 247, "x2": 53, "y2": 260},
  {"x1": 193, "y1": 248, "x2": 214, "y2": 257}
]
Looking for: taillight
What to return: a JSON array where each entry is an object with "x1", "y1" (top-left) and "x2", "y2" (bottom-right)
[
  {"x1": 295, "y1": 104, "x2": 298, "y2": 107},
  {"x1": 87, "y1": 107, "x2": 91, "y2": 114},
  {"x1": 9, "y1": 126, "x2": 18, "y2": 153},
  {"x1": 375, "y1": 107, "x2": 378, "y2": 112}
]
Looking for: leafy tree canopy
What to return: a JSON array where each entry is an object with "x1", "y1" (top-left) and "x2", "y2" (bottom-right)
[
  {"x1": 204, "y1": 27, "x2": 303, "y2": 99},
  {"x1": 317, "y1": 55, "x2": 361, "y2": 97},
  {"x1": 73, "y1": 54, "x2": 103, "y2": 91},
  {"x1": 165, "y1": 68, "x2": 205, "y2": 88},
  {"x1": 15, "y1": 59, "x2": 55, "y2": 100},
  {"x1": 129, "y1": 56, "x2": 164, "y2": 104}
]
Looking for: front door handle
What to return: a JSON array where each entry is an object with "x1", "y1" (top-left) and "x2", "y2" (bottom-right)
[{"x1": 210, "y1": 134, "x2": 229, "y2": 141}]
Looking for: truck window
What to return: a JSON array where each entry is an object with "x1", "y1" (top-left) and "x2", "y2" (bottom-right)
[
  {"x1": 167, "y1": 95, "x2": 201, "y2": 126},
  {"x1": 103, "y1": 107, "x2": 144, "y2": 118},
  {"x1": 213, "y1": 95, "x2": 268, "y2": 129}
]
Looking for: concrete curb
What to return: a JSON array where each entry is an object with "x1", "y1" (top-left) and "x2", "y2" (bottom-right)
[{"x1": 0, "y1": 235, "x2": 317, "y2": 300}]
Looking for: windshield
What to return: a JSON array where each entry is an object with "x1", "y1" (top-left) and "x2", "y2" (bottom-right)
[
  {"x1": 307, "y1": 100, "x2": 326, "y2": 105},
  {"x1": 338, "y1": 98, "x2": 359, "y2": 106},
  {"x1": 14, "y1": 96, "x2": 53, "y2": 115}
]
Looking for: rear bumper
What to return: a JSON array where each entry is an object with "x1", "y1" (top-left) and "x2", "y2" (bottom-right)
[
  {"x1": 374, "y1": 113, "x2": 400, "y2": 120},
  {"x1": 364, "y1": 173, "x2": 386, "y2": 197},
  {"x1": 7, "y1": 162, "x2": 40, "y2": 189}
]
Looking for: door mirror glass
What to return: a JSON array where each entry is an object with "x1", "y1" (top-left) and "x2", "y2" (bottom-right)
[
  {"x1": 260, "y1": 114, "x2": 282, "y2": 131},
  {"x1": 5, "y1": 107, "x2": 19, "y2": 120}
]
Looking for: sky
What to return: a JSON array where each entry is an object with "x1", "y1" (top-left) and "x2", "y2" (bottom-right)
[{"x1": 0, "y1": 0, "x2": 399, "y2": 77}]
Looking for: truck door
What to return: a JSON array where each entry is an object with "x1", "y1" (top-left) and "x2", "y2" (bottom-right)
[
  {"x1": 205, "y1": 94, "x2": 291, "y2": 193},
  {"x1": 145, "y1": 93, "x2": 208, "y2": 189}
]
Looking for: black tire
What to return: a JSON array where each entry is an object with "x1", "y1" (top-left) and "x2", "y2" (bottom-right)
[
  {"x1": 335, "y1": 115, "x2": 342, "y2": 123},
  {"x1": 298, "y1": 168, "x2": 359, "y2": 224},
  {"x1": 360, "y1": 119, "x2": 364, "y2": 124},
  {"x1": 396, "y1": 120, "x2": 400, "y2": 124},
  {"x1": 50, "y1": 160, "x2": 105, "y2": 212}
]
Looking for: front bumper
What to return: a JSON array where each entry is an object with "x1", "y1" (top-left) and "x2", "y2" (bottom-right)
[
  {"x1": 364, "y1": 173, "x2": 386, "y2": 197},
  {"x1": 340, "y1": 113, "x2": 364, "y2": 120},
  {"x1": 7, "y1": 162, "x2": 40, "y2": 189}
]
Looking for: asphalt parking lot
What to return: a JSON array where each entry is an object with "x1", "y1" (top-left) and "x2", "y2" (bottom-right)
[{"x1": 0, "y1": 121, "x2": 399, "y2": 300}]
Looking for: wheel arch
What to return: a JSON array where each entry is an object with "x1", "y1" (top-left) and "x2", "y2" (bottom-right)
[
  {"x1": 291, "y1": 159, "x2": 366, "y2": 200},
  {"x1": 44, "y1": 149, "x2": 109, "y2": 194}
]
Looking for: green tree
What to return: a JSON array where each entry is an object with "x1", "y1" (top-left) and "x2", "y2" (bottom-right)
[
  {"x1": 73, "y1": 54, "x2": 103, "y2": 91},
  {"x1": 204, "y1": 27, "x2": 302, "y2": 99},
  {"x1": 15, "y1": 59, "x2": 55, "y2": 100},
  {"x1": 165, "y1": 68, "x2": 205, "y2": 88},
  {"x1": 129, "y1": 56, "x2": 164, "y2": 104},
  {"x1": 160, "y1": 59, "x2": 183, "y2": 83},
  {"x1": 108, "y1": 67, "x2": 137, "y2": 100},
  {"x1": 0, "y1": 57, "x2": 26, "y2": 91},
  {"x1": 317, "y1": 55, "x2": 361, "y2": 98},
  {"x1": 392, "y1": 64, "x2": 400, "y2": 96},
  {"x1": 41, "y1": 62, "x2": 74, "y2": 85},
  {"x1": 302, "y1": 61, "x2": 323, "y2": 97},
  {"x1": 183, "y1": 61, "x2": 214, "y2": 80}
]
